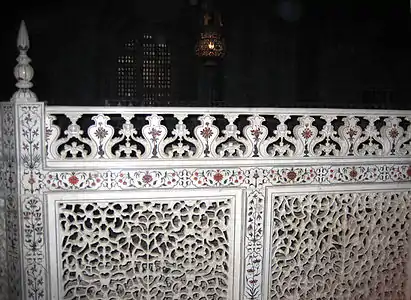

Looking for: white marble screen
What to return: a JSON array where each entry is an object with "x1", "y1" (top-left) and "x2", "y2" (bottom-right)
[
  {"x1": 265, "y1": 184, "x2": 411, "y2": 300},
  {"x1": 46, "y1": 189, "x2": 245, "y2": 300}
]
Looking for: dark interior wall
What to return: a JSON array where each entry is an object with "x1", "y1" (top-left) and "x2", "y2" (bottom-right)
[{"x1": 0, "y1": 0, "x2": 410, "y2": 109}]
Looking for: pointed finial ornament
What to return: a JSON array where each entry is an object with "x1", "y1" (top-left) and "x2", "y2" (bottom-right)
[{"x1": 11, "y1": 20, "x2": 37, "y2": 103}]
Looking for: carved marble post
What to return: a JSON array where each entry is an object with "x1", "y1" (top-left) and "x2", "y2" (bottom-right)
[
  {"x1": 1, "y1": 21, "x2": 46, "y2": 300},
  {"x1": 11, "y1": 20, "x2": 37, "y2": 104}
]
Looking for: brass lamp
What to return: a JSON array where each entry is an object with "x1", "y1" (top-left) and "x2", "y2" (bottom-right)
[
  {"x1": 195, "y1": 10, "x2": 225, "y2": 58},
  {"x1": 195, "y1": 31, "x2": 225, "y2": 58}
]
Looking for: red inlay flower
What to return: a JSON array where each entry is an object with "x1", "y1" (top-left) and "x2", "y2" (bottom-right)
[
  {"x1": 347, "y1": 128, "x2": 357, "y2": 138},
  {"x1": 200, "y1": 127, "x2": 213, "y2": 139},
  {"x1": 407, "y1": 167, "x2": 411, "y2": 177},
  {"x1": 148, "y1": 128, "x2": 162, "y2": 138},
  {"x1": 301, "y1": 128, "x2": 312, "y2": 139},
  {"x1": 28, "y1": 176, "x2": 36, "y2": 185},
  {"x1": 349, "y1": 169, "x2": 358, "y2": 178},
  {"x1": 251, "y1": 127, "x2": 262, "y2": 138},
  {"x1": 94, "y1": 127, "x2": 108, "y2": 139},
  {"x1": 389, "y1": 128, "x2": 399, "y2": 139},
  {"x1": 142, "y1": 174, "x2": 153, "y2": 184},
  {"x1": 213, "y1": 172, "x2": 224, "y2": 182},
  {"x1": 68, "y1": 175, "x2": 79, "y2": 185},
  {"x1": 286, "y1": 171, "x2": 297, "y2": 180}
]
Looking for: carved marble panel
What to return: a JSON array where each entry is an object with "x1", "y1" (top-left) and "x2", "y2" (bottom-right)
[
  {"x1": 0, "y1": 198, "x2": 6, "y2": 299},
  {"x1": 46, "y1": 189, "x2": 245, "y2": 300},
  {"x1": 264, "y1": 184, "x2": 411, "y2": 300}
]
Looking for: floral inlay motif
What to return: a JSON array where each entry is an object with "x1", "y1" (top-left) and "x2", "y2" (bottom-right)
[
  {"x1": 148, "y1": 128, "x2": 162, "y2": 141},
  {"x1": 347, "y1": 128, "x2": 358, "y2": 140},
  {"x1": 286, "y1": 170, "x2": 297, "y2": 181},
  {"x1": 68, "y1": 175, "x2": 79, "y2": 185},
  {"x1": 301, "y1": 128, "x2": 313, "y2": 139},
  {"x1": 200, "y1": 125, "x2": 213, "y2": 139},
  {"x1": 389, "y1": 128, "x2": 399, "y2": 139},
  {"x1": 251, "y1": 127, "x2": 262, "y2": 139},
  {"x1": 349, "y1": 168, "x2": 358, "y2": 178},
  {"x1": 142, "y1": 173, "x2": 153, "y2": 184},
  {"x1": 94, "y1": 126, "x2": 108, "y2": 139},
  {"x1": 213, "y1": 172, "x2": 224, "y2": 182}
]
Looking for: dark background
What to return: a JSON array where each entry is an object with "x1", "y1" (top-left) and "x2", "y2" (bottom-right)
[{"x1": 0, "y1": 0, "x2": 410, "y2": 108}]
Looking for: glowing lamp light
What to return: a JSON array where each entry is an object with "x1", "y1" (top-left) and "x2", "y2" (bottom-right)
[{"x1": 195, "y1": 32, "x2": 225, "y2": 58}]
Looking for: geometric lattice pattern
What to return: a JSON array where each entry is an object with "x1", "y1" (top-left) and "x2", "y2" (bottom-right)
[
  {"x1": 142, "y1": 34, "x2": 171, "y2": 106},
  {"x1": 268, "y1": 190, "x2": 410, "y2": 300},
  {"x1": 117, "y1": 40, "x2": 138, "y2": 99},
  {"x1": 116, "y1": 35, "x2": 171, "y2": 106},
  {"x1": 56, "y1": 197, "x2": 235, "y2": 299}
]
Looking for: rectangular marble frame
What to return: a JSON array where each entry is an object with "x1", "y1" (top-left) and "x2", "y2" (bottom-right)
[
  {"x1": 263, "y1": 182, "x2": 411, "y2": 300},
  {"x1": 45, "y1": 188, "x2": 246, "y2": 300}
]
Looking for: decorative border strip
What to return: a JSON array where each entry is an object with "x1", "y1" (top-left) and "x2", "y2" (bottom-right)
[
  {"x1": 2, "y1": 103, "x2": 20, "y2": 299},
  {"x1": 41, "y1": 164, "x2": 411, "y2": 191},
  {"x1": 18, "y1": 104, "x2": 45, "y2": 300}
]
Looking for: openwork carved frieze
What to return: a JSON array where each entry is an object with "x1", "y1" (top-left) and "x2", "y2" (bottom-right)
[
  {"x1": 265, "y1": 186, "x2": 411, "y2": 299},
  {"x1": 45, "y1": 109, "x2": 411, "y2": 162}
]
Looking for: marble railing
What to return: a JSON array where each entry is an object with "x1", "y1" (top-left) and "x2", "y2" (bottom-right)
[
  {"x1": 0, "y1": 102, "x2": 410, "y2": 300},
  {"x1": 45, "y1": 106, "x2": 411, "y2": 168}
]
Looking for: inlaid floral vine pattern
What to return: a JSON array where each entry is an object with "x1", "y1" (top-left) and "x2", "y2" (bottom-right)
[
  {"x1": 1, "y1": 103, "x2": 20, "y2": 299},
  {"x1": 18, "y1": 104, "x2": 45, "y2": 300}
]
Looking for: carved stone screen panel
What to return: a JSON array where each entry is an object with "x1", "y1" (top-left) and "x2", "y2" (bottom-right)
[
  {"x1": 264, "y1": 184, "x2": 411, "y2": 300},
  {"x1": 0, "y1": 198, "x2": 6, "y2": 298},
  {"x1": 46, "y1": 189, "x2": 245, "y2": 300}
]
